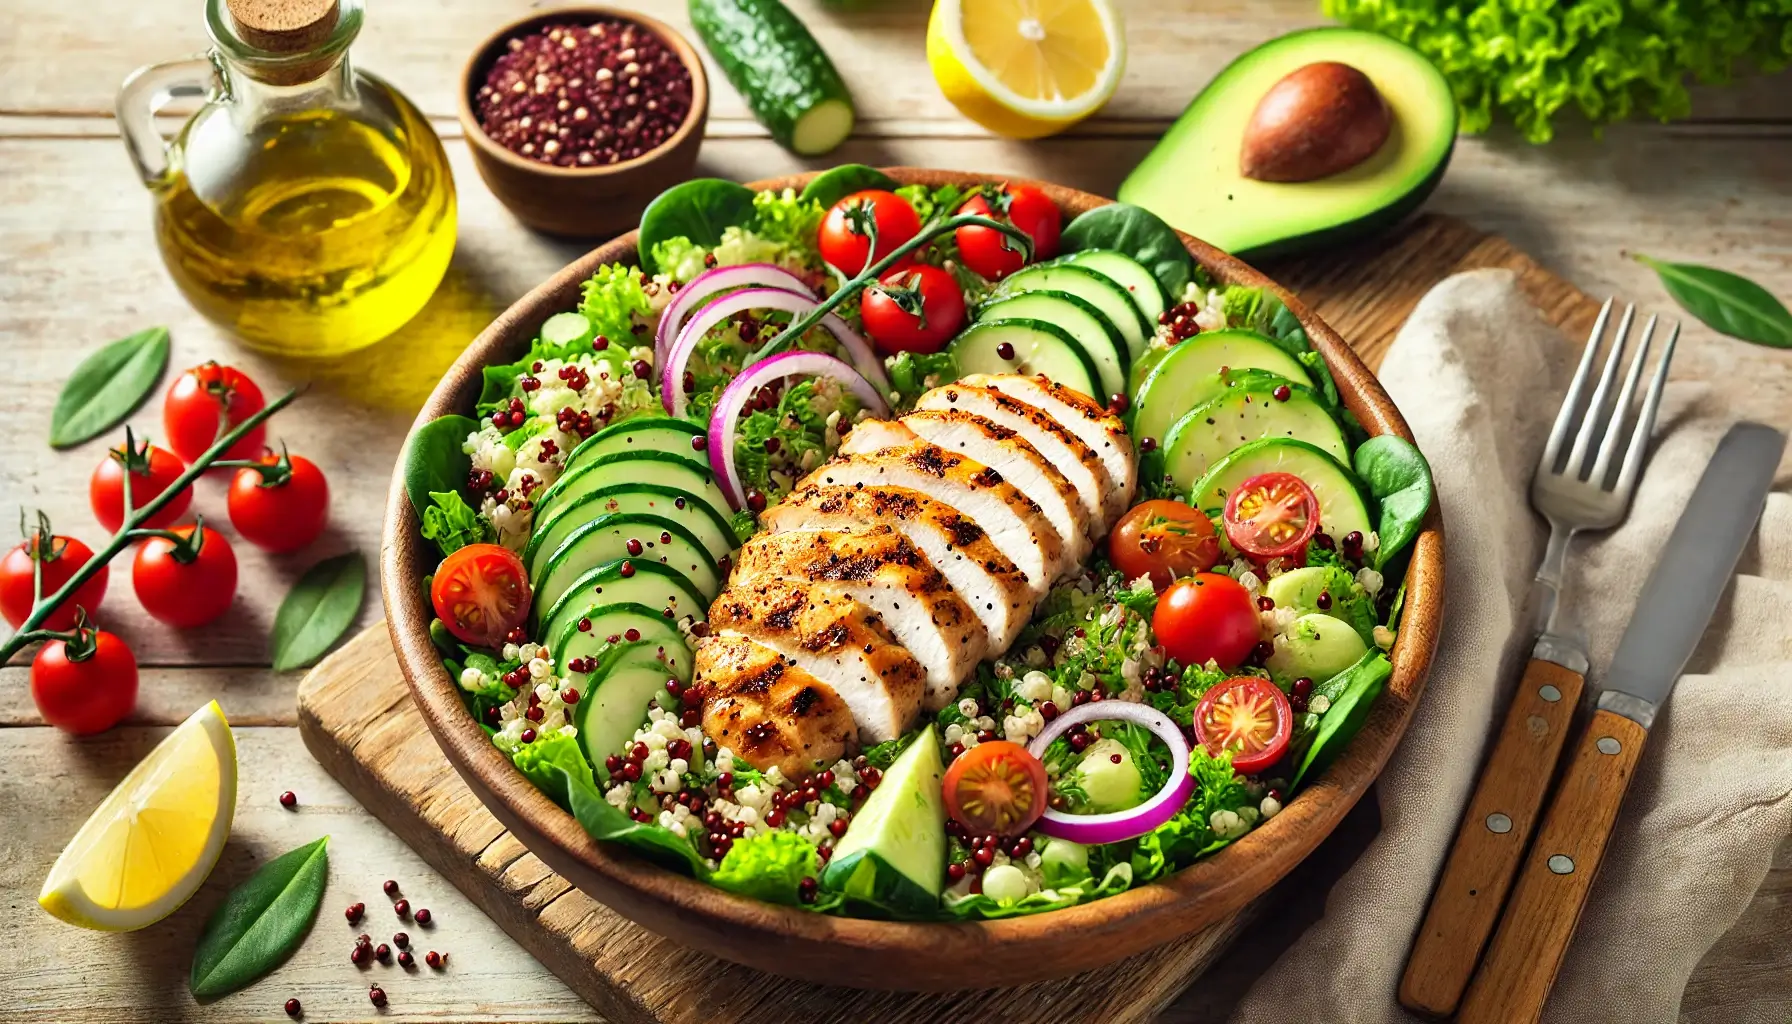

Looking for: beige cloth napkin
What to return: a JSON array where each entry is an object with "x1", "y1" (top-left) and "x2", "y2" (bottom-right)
[{"x1": 1229, "y1": 269, "x2": 1792, "y2": 1024}]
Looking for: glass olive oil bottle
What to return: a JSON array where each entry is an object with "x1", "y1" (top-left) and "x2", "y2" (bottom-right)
[{"x1": 118, "y1": 0, "x2": 455, "y2": 357}]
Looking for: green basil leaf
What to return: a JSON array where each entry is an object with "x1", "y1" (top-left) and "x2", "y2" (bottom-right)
[
  {"x1": 190, "y1": 836, "x2": 329, "y2": 998},
  {"x1": 49, "y1": 326, "x2": 171, "y2": 448},
  {"x1": 1352, "y1": 434, "x2": 1434, "y2": 569},
  {"x1": 637, "y1": 178, "x2": 758, "y2": 275},
  {"x1": 1291, "y1": 651, "x2": 1391, "y2": 789},
  {"x1": 271, "y1": 553, "x2": 366, "y2": 671},
  {"x1": 402, "y1": 414, "x2": 478, "y2": 522},
  {"x1": 1060, "y1": 202, "x2": 1193, "y2": 299},
  {"x1": 1637, "y1": 254, "x2": 1792, "y2": 349},
  {"x1": 798, "y1": 164, "x2": 897, "y2": 211}
]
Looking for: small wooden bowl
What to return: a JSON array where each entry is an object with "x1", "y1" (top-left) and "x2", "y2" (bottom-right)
[
  {"x1": 383, "y1": 169, "x2": 1444, "y2": 990},
  {"x1": 458, "y1": 7, "x2": 709, "y2": 238}
]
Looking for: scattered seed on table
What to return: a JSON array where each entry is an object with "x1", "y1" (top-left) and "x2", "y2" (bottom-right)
[
  {"x1": 350, "y1": 944, "x2": 369, "y2": 966},
  {"x1": 382, "y1": 879, "x2": 399, "y2": 896},
  {"x1": 393, "y1": 898, "x2": 410, "y2": 918},
  {"x1": 369, "y1": 985, "x2": 387, "y2": 1007},
  {"x1": 425, "y1": 950, "x2": 443, "y2": 969},
  {"x1": 375, "y1": 942, "x2": 391, "y2": 963},
  {"x1": 393, "y1": 931, "x2": 409, "y2": 949},
  {"x1": 279, "y1": 791, "x2": 297, "y2": 808},
  {"x1": 345, "y1": 902, "x2": 365, "y2": 924},
  {"x1": 414, "y1": 907, "x2": 433, "y2": 925},
  {"x1": 398, "y1": 950, "x2": 415, "y2": 968},
  {"x1": 284, "y1": 997, "x2": 301, "y2": 1017}
]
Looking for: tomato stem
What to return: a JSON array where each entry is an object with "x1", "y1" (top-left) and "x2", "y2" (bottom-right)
[{"x1": 213, "y1": 443, "x2": 294, "y2": 488}]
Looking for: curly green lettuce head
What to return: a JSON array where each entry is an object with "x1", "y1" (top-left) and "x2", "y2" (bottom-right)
[
  {"x1": 570, "y1": 264, "x2": 654, "y2": 359},
  {"x1": 650, "y1": 189, "x2": 827, "y2": 283},
  {"x1": 709, "y1": 831, "x2": 821, "y2": 906}
]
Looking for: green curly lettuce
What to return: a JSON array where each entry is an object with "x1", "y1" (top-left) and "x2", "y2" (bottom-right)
[
  {"x1": 567, "y1": 264, "x2": 654, "y2": 359},
  {"x1": 711, "y1": 831, "x2": 837, "y2": 909},
  {"x1": 420, "y1": 491, "x2": 494, "y2": 557},
  {"x1": 1118, "y1": 748, "x2": 1254, "y2": 884},
  {"x1": 651, "y1": 189, "x2": 827, "y2": 282}
]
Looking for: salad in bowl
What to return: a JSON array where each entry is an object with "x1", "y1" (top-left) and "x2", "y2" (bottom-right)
[{"x1": 396, "y1": 165, "x2": 1435, "y2": 935}]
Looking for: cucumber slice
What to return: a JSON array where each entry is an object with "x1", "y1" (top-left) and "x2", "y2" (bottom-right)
[
  {"x1": 536, "y1": 451, "x2": 732, "y2": 540},
  {"x1": 690, "y1": 0, "x2": 856, "y2": 156},
  {"x1": 998, "y1": 263, "x2": 1151, "y2": 361},
  {"x1": 562, "y1": 417, "x2": 708, "y2": 475},
  {"x1": 822, "y1": 727, "x2": 946, "y2": 915},
  {"x1": 573, "y1": 640, "x2": 693, "y2": 780},
  {"x1": 536, "y1": 513, "x2": 721, "y2": 616},
  {"x1": 1131, "y1": 329, "x2": 1315, "y2": 446},
  {"x1": 535, "y1": 558, "x2": 709, "y2": 638},
  {"x1": 1190, "y1": 438, "x2": 1373, "y2": 545},
  {"x1": 1161, "y1": 381, "x2": 1348, "y2": 492},
  {"x1": 550, "y1": 601, "x2": 691, "y2": 683},
  {"x1": 524, "y1": 483, "x2": 736, "y2": 575},
  {"x1": 540, "y1": 311, "x2": 595, "y2": 349},
  {"x1": 976, "y1": 291, "x2": 1128, "y2": 399},
  {"x1": 947, "y1": 318, "x2": 1099, "y2": 400},
  {"x1": 1060, "y1": 250, "x2": 1166, "y2": 336}
]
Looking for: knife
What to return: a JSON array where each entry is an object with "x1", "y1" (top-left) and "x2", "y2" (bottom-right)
[{"x1": 1456, "y1": 421, "x2": 1785, "y2": 1024}]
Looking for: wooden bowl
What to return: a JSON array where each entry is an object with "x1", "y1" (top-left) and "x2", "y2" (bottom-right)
[
  {"x1": 383, "y1": 169, "x2": 1444, "y2": 990},
  {"x1": 457, "y1": 7, "x2": 709, "y2": 238}
]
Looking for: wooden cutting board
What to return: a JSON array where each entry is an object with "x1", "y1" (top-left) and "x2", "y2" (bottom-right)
[{"x1": 297, "y1": 213, "x2": 1600, "y2": 1024}]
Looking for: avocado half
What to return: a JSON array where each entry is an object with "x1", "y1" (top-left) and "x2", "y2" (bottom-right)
[{"x1": 1118, "y1": 27, "x2": 1456, "y2": 260}]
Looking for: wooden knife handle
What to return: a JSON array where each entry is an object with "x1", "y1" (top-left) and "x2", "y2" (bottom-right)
[
  {"x1": 1456, "y1": 708, "x2": 1650, "y2": 1024},
  {"x1": 1398, "y1": 658, "x2": 1585, "y2": 1018}
]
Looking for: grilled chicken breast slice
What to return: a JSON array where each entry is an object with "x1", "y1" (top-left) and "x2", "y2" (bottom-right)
[
  {"x1": 967, "y1": 373, "x2": 1137, "y2": 517},
  {"x1": 804, "y1": 441, "x2": 1065, "y2": 587},
  {"x1": 732, "y1": 527, "x2": 988, "y2": 709},
  {"x1": 708, "y1": 582, "x2": 924, "y2": 744},
  {"x1": 693, "y1": 635, "x2": 855, "y2": 779},
  {"x1": 763, "y1": 484, "x2": 1035, "y2": 650},
  {"x1": 915, "y1": 382, "x2": 1122, "y2": 531}
]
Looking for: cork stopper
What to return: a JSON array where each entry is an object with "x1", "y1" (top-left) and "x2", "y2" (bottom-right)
[{"x1": 225, "y1": 0, "x2": 341, "y2": 83}]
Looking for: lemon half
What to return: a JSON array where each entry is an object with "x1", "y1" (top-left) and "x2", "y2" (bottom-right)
[
  {"x1": 39, "y1": 701, "x2": 237, "y2": 931},
  {"x1": 927, "y1": 0, "x2": 1125, "y2": 139}
]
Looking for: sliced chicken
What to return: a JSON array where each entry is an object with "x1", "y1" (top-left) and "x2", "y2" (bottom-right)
[
  {"x1": 968, "y1": 373, "x2": 1138, "y2": 516},
  {"x1": 732, "y1": 527, "x2": 987, "y2": 709},
  {"x1": 898, "y1": 409, "x2": 1095, "y2": 561},
  {"x1": 803, "y1": 441, "x2": 1065, "y2": 587},
  {"x1": 707, "y1": 582, "x2": 924, "y2": 744},
  {"x1": 693, "y1": 634, "x2": 855, "y2": 778},
  {"x1": 915, "y1": 382, "x2": 1122, "y2": 530},
  {"x1": 764, "y1": 484, "x2": 1035, "y2": 650}
]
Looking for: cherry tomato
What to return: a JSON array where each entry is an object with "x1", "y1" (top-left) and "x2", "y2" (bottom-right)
[
  {"x1": 1108, "y1": 499, "x2": 1222, "y2": 590},
  {"x1": 133, "y1": 525, "x2": 238, "y2": 629},
  {"x1": 954, "y1": 184, "x2": 1062, "y2": 281},
  {"x1": 31, "y1": 628, "x2": 138, "y2": 735},
  {"x1": 941, "y1": 739, "x2": 1048, "y2": 836},
  {"x1": 0, "y1": 526, "x2": 108, "y2": 630},
  {"x1": 860, "y1": 265, "x2": 967, "y2": 356},
  {"x1": 432, "y1": 543, "x2": 532, "y2": 648},
  {"x1": 1223, "y1": 472, "x2": 1319, "y2": 561},
  {"x1": 228, "y1": 452, "x2": 330, "y2": 553},
  {"x1": 1192, "y1": 676, "x2": 1293, "y2": 775},
  {"x1": 818, "y1": 190, "x2": 921, "y2": 277},
  {"x1": 89, "y1": 439, "x2": 192, "y2": 534},
  {"x1": 1153, "y1": 572, "x2": 1261, "y2": 670},
  {"x1": 164, "y1": 362, "x2": 268, "y2": 464}
]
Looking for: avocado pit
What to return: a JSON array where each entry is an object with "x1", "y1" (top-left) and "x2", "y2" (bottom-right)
[{"x1": 1241, "y1": 61, "x2": 1391, "y2": 183}]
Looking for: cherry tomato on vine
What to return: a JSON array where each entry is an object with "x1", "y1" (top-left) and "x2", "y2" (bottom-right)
[
  {"x1": 860, "y1": 265, "x2": 967, "y2": 356},
  {"x1": 818, "y1": 190, "x2": 921, "y2": 277},
  {"x1": 1223, "y1": 472, "x2": 1320, "y2": 561},
  {"x1": 941, "y1": 739, "x2": 1048, "y2": 836},
  {"x1": 1192, "y1": 676, "x2": 1293, "y2": 775},
  {"x1": 431, "y1": 543, "x2": 531, "y2": 648},
  {"x1": 90, "y1": 437, "x2": 192, "y2": 533},
  {"x1": 1153, "y1": 572, "x2": 1260, "y2": 670},
  {"x1": 0, "y1": 519, "x2": 108, "y2": 630},
  {"x1": 1108, "y1": 499, "x2": 1222, "y2": 590},
  {"x1": 164, "y1": 362, "x2": 268, "y2": 464},
  {"x1": 954, "y1": 184, "x2": 1061, "y2": 281},
  {"x1": 227, "y1": 451, "x2": 330, "y2": 553},
  {"x1": 31, "y1": 626, "x2": 138, "y2": 734},
  {"x1": 133, "y1": 524, "x2": 238, "y2": 629}
]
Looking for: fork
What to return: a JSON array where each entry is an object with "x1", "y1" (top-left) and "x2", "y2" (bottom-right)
[{"x1": 1398, "y1": 299, "x2": 1679, "y2": 1019}]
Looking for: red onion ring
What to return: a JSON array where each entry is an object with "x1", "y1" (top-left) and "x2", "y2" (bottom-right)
[
  {"x1": 661, "y1": 288, "x2": 888, "y2": 418},
  {"x1": 1025, "y1": 700, "x2": 1195, "y2": 845},
  {"x1": 706, "y1": 352, "x2": 890, "y2": 510},
  {"x1": 654, "y1": 263, "x2": 812, "y2": 369}
]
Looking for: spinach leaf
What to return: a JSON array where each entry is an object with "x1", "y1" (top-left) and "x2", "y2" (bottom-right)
[
  {"x1": 402, "y1": 414, "x2": 477, "y2": 522},
  {"x1": 1637, "y1": 254, "x2": 1792, "y2": 348},
  {"x1": 270, "y1": 553, "x2": 366, "y2": 671},
  {"x1": 1352, "y1": 434, "x2": 1434, "y2": 569},
  {"x1": 49, "y1": 326, "x2": 171, "y2": 448},
  {"x1": 190, "y1": 837, "x2": 329, "y2": 998},
  {"x1": 561, "y1": 758, "x2": 712, "y2": 877},
  {"x1": 477, "y1": 358, "x2": 530, "y2": 415},
  {"x1": 1060, "y1": 202, "x2": 1193, "y2": 299},
  {"x1": 1292, "y1": 651, "x2": 1392, "y2": 789},
  {"x1": 637, "y1": 179, "x2": 758, "y2": 275},
  {"x1": 799, "y1": 164, "x2": 897, "y2": 210}
]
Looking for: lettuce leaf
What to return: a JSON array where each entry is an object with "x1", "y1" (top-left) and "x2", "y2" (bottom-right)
[
  {"x1": 568, "y1": 264, "x2": 654, "y2": 359},
  {"x1": 710, "y1": 831, "x2": 832, "y2": 908},
  {"x1": 940, "y1": 863, "x2": 1134, "y2": 920},
  {"x1": 420, "y1": 491, "x2": 494, "y2": 557}
]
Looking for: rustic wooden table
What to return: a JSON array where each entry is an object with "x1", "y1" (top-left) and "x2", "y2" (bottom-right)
[{"x1": 2, "y1": 1, "x2": 1788, "y2": 1021}]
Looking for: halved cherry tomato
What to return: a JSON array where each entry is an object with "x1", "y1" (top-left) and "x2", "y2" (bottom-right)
[
  {"x1": 1153, "y1": 572, "x2": 1260, "y2": 670},
  {"x1": 954, "y1": 184, "x2": 1061, "y2": 281},
  {"x1": 1223, "y1": 472, "x2": 1319, "y2": 560},
  {"x1": 818, "y1": 190, "x2": 921, "y2": 277},
  {"x1": 861, "y1": 264, "x2": 967, "y2": 356},
  {"x1": 90, "y1": 437, "x2": 192, "y2": 533},
  {"x1": 941, "y1": 740, "x2": 1048, "y2": 836},
  {"x1": 1192, "y1": 676, "x2": 1293, "y2": 775},
  {"x1": 164, "y1": 362, "x2": 268, "y2": 464},
  {"x1": 1108, "y1": 499, "x2": 1222, "y2": 590},
  {"x1": 432, "y1": 543, "x2": 531, "y2": 648}
]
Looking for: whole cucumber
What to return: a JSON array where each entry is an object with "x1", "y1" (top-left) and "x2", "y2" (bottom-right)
[{"x1": 689, "y1": 0, "x2": 856, "y2": 155}]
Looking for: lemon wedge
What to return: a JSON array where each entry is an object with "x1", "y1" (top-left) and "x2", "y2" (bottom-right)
[
  {"x1": 927, "y1": 0, "x2": 1125, "y2": 139},
  {"x1": 38, "y1": 701, "x2": 237, "y2": 931}
]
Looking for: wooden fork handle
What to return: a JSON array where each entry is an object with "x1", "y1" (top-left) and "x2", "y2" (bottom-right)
[
  {"x1": 1457, "y1": 709, "x2": 1649, "y2": 1024},
  {"x1": 1398, "y1": 658, "x2": 1585, "y2": 1018}
]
